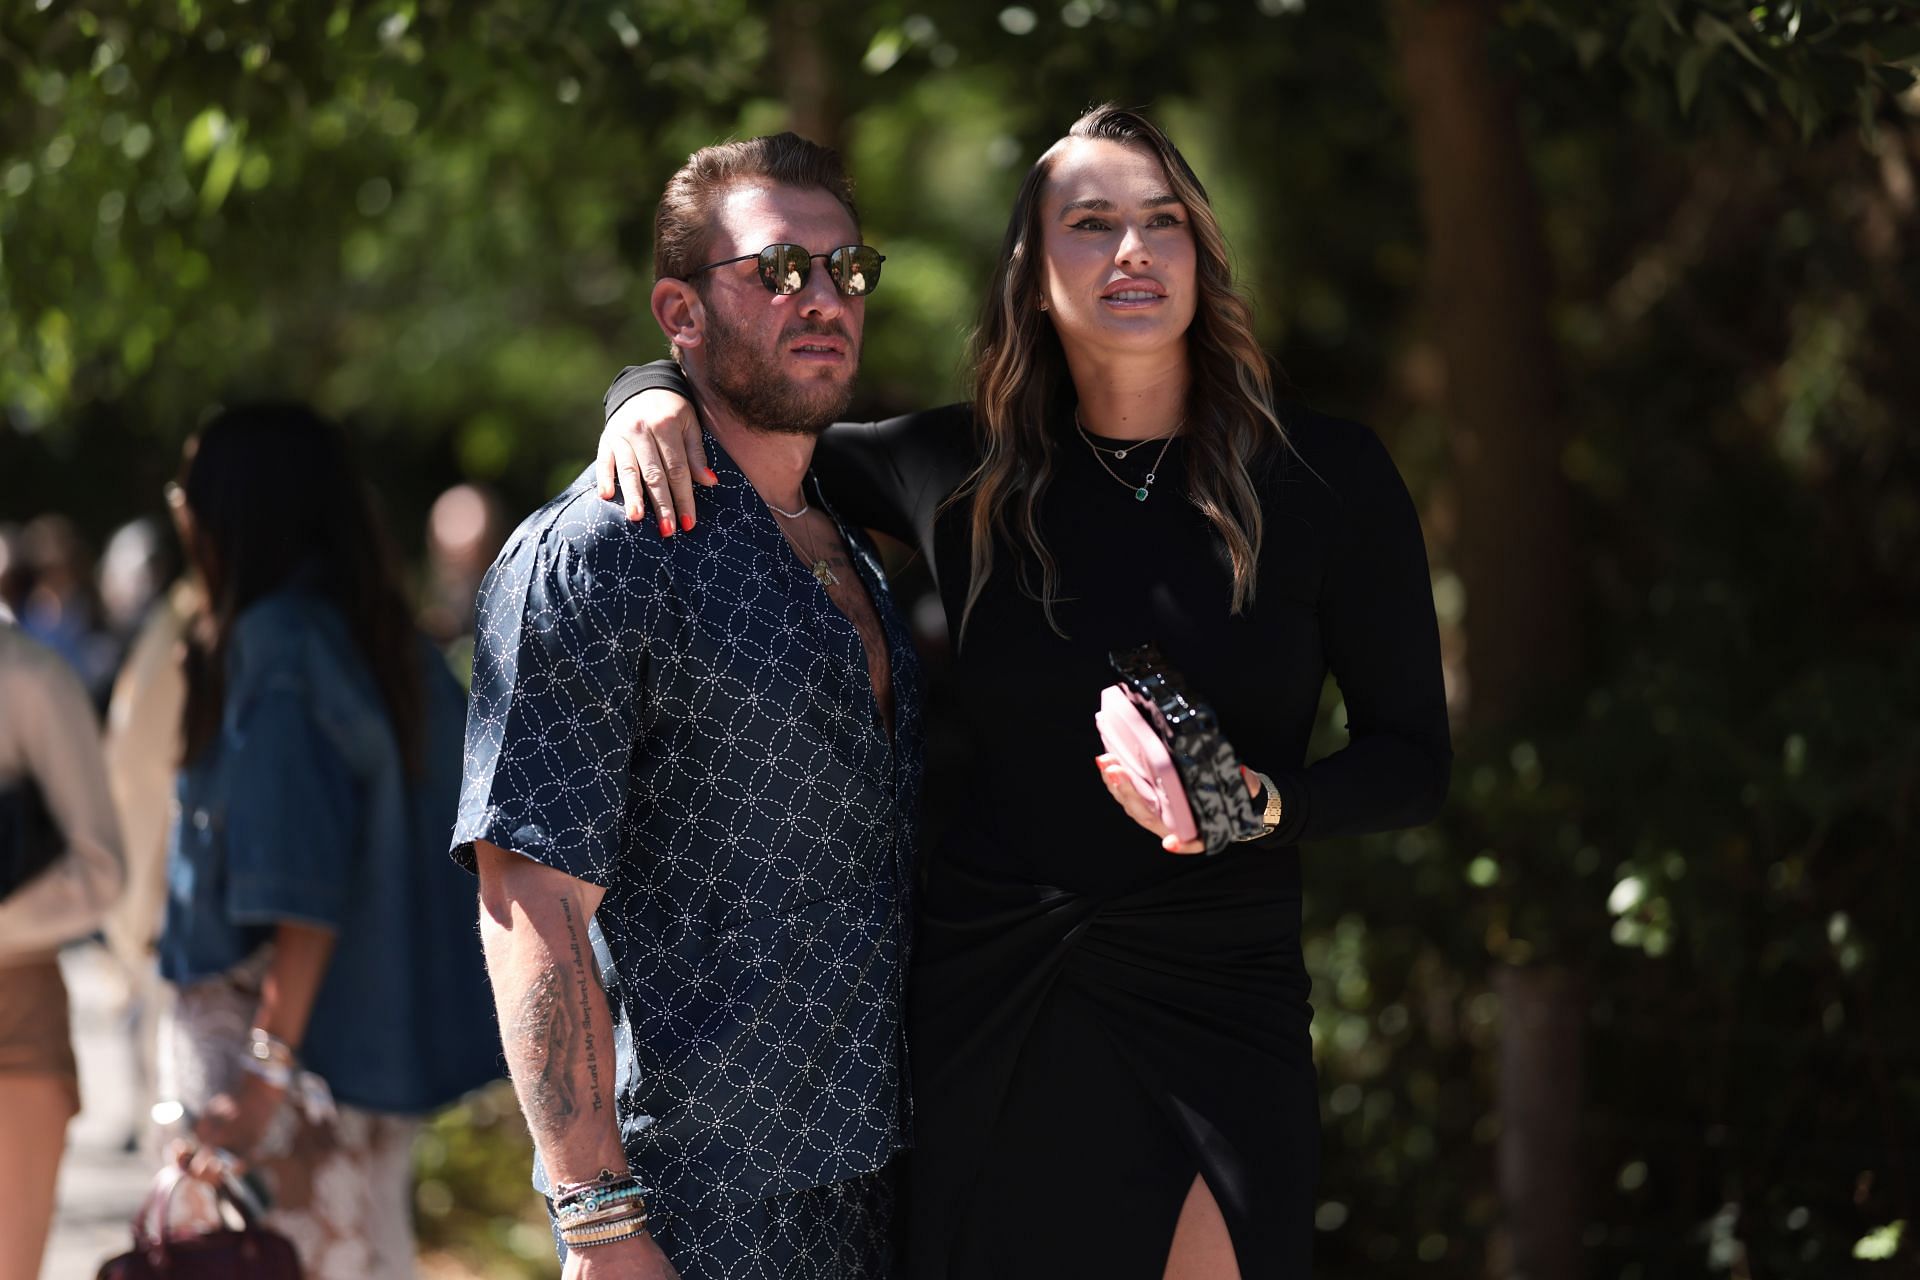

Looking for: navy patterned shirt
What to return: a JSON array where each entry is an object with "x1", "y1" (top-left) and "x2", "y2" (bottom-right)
[{"x1": 451, "y1": 435, "x2": 923, "y2": 1216}]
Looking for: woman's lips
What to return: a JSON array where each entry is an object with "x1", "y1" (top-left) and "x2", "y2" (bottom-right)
[{"x1": 1100, "y1": 290, "x2": 1166, "y2": 311}]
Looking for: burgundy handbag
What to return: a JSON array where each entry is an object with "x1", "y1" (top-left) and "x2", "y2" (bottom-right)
[{"x1": 96, "y1": 1167, "x2": 302, "y2": 1280}]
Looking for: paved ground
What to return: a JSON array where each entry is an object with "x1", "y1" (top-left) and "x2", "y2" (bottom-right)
[{"x1": 41, "y1": 943, "x2": 153, "y2": 1280}]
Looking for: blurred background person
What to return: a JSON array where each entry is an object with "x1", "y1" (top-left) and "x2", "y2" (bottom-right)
[
  {"x1": 102, "y1": 565, "x2": 200, "y2": 1155},
  {"x1": 155, "y1": 404, "x2": 498, "y2": 1280},
  {"x1": 417, "y1": 481, "x2": 507, "y2": 683},
  {"x1": 98, "y1": 517, "x2": 178, "y2": 652},
  {"x1": 16, "y1": 515, "x2": 118, "y2": 706},
  {"x1": 0, "y1": 600, "x2": 127, "y2": 1280},
  {"x1": 0, "y1": 525, "x2": 28, "y2": 618}
]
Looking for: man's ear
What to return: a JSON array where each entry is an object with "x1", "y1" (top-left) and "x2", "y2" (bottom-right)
[{"x1": 652, "y1": 278, "x2": 704, "y2": 354}]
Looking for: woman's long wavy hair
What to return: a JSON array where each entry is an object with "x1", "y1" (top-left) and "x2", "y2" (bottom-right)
[
  {"x1": 176, "y1": 403, "x2": 425, "y2": 776},
  {"x1": 952, "y1": 105, "x2": 1289, "y2": 643}
]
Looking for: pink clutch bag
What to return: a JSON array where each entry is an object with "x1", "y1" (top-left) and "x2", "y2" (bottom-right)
[
  {"x1": 1096, "y1": 684, "x2": 1200, "y2": 845},
  {"x1": 1095, "y1": 644, "x2": 1264, "y2": 853}
]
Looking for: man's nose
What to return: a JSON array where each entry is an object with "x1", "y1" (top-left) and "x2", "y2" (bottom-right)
[{"x1": 796, "y1": 260, "x2": 844, "y2": 322}]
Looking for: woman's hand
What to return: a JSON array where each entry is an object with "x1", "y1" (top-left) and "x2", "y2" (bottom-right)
[
  {"x1": 596, "y1": 388, "x2": 718, "y2": 536},
  {"x1": 177, "y1": 1071, "x2": 285, "y2": 1180},
  {"x1": 1096, "y1": 756, "x2": 1261, "y2": 855}
]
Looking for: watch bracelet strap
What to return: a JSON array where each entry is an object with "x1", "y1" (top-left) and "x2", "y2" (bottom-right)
[{"x1": 1234, "y1": 770, "x2": 1283, "y2": 841}]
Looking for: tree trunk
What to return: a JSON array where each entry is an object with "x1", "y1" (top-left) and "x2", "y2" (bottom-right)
[
  {"x1": 1393, "y1": 0, "x2": 1581, "y2": 726},
  {"x1": 1493, "y1": 966, "x2": 1587, "y2": 1280},
  {"x1": 772, "y1": 1, "x2": 843, "y2": 150},
  {"x1": 1392, "y1": 3, "x2": 1587, "y2": 1277}
]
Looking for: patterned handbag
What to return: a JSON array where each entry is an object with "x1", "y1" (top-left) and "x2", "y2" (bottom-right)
[
  {"x1": 96, "y1": 1166, "x2": 302, "y2": 1280},
  {"x1": 1099, "y1": 644, "x2": 1264, "y2": 853}
]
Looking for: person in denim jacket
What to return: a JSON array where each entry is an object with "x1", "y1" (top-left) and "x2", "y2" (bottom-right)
[{"x1": 157, "y1": 404, "x2": 498, "y2": 1280}]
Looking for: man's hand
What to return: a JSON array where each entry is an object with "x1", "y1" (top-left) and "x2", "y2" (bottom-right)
[
  {"x1": 563, "y1": 1229, "x2": 681, "y2": 1279},
  {"x1": 596, "y1": 388, "x2": 716, "y2": 536}
]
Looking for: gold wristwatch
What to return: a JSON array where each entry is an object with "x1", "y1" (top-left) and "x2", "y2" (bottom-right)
[{"x1": 1237, "y1": 770, "x2": 1283, "y2": 841}]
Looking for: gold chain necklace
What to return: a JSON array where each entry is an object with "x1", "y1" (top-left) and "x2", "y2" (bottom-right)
[
  {"x1": 771, "y1": 508, "x2": 839, "y2": 587},
  {"x1": 1075, "y1": 411, "x2": 1180, "y2": 503}
]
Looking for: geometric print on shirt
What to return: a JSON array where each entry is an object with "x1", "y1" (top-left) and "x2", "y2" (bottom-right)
[{"x1": 451, "y1": 435, "x2": 924, "y2": 1240}]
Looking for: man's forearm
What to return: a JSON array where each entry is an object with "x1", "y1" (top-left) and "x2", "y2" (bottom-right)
[{"x1": 476, "y1": 841, "x2": 625, "y2": 1181}]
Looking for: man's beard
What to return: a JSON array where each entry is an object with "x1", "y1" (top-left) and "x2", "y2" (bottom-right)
[{"x1": 702, "y1": 307, "x2": 858, "y2": 437}]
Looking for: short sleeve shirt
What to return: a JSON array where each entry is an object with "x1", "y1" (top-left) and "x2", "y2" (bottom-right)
[{"x1": 452, "y1": 442, "x2": 924, "y2": 1213}]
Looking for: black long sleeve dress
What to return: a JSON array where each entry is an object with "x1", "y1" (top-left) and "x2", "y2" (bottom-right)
[{"x1": 605, "y1": 365, "x2": 1454, "y2": 1279}]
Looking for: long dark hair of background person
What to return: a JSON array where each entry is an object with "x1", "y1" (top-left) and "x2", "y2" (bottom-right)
[{"x1": 174, "y1": 404, "x2": 424, "y2": 774}]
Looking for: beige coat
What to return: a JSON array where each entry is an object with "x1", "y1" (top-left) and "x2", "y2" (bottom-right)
[{"x1": 0, "y1": 611, "x2": 126, "y2": 965}]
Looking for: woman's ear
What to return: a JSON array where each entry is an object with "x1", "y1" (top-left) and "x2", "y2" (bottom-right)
[{"x1": 651, "y1": 278, "x2": 704, "y2": 354}]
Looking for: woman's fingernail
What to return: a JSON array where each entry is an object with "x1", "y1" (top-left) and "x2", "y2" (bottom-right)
[
  {"x1": 702, "y1": 468, "x2": 719, "y2": 484},
  {"x1": 680, "y1": 513, "x2": 696, "y2": 532},
  {"x1": 658, "y1": 518, "x2": 674, "y2": 538}
]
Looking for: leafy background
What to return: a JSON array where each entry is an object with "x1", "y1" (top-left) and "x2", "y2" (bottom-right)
[{"x1": 5, "y1": 1, "x2": 1919, "y2": 1275}]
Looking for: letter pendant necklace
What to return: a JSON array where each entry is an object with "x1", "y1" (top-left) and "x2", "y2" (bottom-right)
[{"x1": 1076, "y1": 410, "x2": 1180, "y2": 502}]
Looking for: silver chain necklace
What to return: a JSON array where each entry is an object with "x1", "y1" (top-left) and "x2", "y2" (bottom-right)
[{"x1": 1076, "y1": 411, "x2": 1180, "y2": 503}]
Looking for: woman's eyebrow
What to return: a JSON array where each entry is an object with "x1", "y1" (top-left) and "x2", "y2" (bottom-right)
[{"x1": 1058, "y1": 193, "x2": 1182, "y2": 217}]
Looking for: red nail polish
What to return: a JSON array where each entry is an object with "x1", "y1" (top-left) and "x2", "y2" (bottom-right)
[
  {"x1": 680, "y1": 513, "x2": 696, "y2": 532},
  {"x1": 658, "y1": 518, "x2": 674, "y2": 538},
  {"x1": 702, "y1": 468, "x2": 719, "y2": 484}
]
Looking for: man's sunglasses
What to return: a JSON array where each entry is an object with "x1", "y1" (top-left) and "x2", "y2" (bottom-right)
[{"x1": 684, "y1": 243, "x2": 886, "y2": 297}]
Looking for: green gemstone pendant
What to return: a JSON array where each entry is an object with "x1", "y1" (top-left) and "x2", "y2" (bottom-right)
[{"x1": 1134, "y1": 487, "x2": 1149, "y2": 501}]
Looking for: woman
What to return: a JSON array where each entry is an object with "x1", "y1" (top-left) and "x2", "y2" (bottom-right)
[
  {"x1": 599, "y1": 108, "x2": 1451, "y2": 1278},
  {"x1": 0, "y1": 605, "x2": 125, "y2": 1280},
  {"x1": 157, "y1": 404, "x2": 498, "y2": 1278}
]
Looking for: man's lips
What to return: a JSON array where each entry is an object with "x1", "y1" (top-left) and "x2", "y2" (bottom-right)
[{"x1": 787, "y1": 333, "x2": 849, "y2": 358}]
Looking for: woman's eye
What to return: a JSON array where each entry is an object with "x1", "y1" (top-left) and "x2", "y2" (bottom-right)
[
  {"x1": 1150, "y1": 214, "x2": 1185, "y2": 228},
  {"x1": 1070, "y1": 218, "x2": 1111, "y2": 232}
]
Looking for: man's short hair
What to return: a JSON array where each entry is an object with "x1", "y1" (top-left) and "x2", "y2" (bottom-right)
[{"x1": 653, "y1": 133, "x2": 860, "y2": 282}]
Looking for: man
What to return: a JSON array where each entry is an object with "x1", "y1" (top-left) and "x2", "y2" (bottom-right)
[{"x1": 453, "y1": 134, "x2": 921, "y2": 1279}]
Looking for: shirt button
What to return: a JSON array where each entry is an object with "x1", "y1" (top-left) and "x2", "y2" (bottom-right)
[{"x1": 192, "y1": 808, "x2": 211, "y2": 831}]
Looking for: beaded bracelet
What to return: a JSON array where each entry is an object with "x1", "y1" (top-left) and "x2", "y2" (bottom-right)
[
  {"x1": 564, "y1": 1222, "x2": 650, "y2": 1251},
  {"x1": 247, "y1": 1027, "x2": 298, "y2": 1069},
  {"x1": 559, "y1": 1199, "x2": 651, "y2": 1232},
  {"x1": 561, "y1": 1209, "x2": 650, "y2": 1250},
  {"x1": 557, "y1": 1184, "x2": 648, "y2": 1222},
  {"x1": 554, "y1": 1169, "x2": 645, "y2": 1206}
]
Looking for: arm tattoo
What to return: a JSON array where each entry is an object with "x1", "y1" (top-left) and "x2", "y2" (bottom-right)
[
  {"x1": 559, "y1": 896, "x2": 607, "y2": 1115},
  {"x1": 512, "y1": 963, "x2": 579, "y2": 1134}
]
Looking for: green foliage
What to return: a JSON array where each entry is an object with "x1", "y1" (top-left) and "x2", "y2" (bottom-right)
[
  {"x1": 1510, "y1": 1, "x2": 1920, "y2": 144},
  {"x1": 4, "y1": 2, "x2": 1918, "y2": 1276},
  {"x1": 413, "y1": 1082, "x2": 550, "y2": 1276}
]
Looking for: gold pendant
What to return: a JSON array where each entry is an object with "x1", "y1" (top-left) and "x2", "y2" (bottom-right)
[{"x1": 812, "y1": 559, "x2": 838, "y2": 587}]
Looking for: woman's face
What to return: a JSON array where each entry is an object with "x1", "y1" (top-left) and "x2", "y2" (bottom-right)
[{"x1": 1036, "y1": 137, "x2": 1199, "y2": 363}]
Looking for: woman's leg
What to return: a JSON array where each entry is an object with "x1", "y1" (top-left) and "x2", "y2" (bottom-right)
[
  {"x1": 1162, "y1": 1173, "x2": 1242, "y2": 1280},
  {"x1": 0, "y1": 1075, "x2": 73, "y2": 1280}
]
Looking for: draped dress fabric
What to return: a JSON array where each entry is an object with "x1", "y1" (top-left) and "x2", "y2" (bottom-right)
[{"x1": 604, "y1": 365, "x2": 1454, "y2": 1278}]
